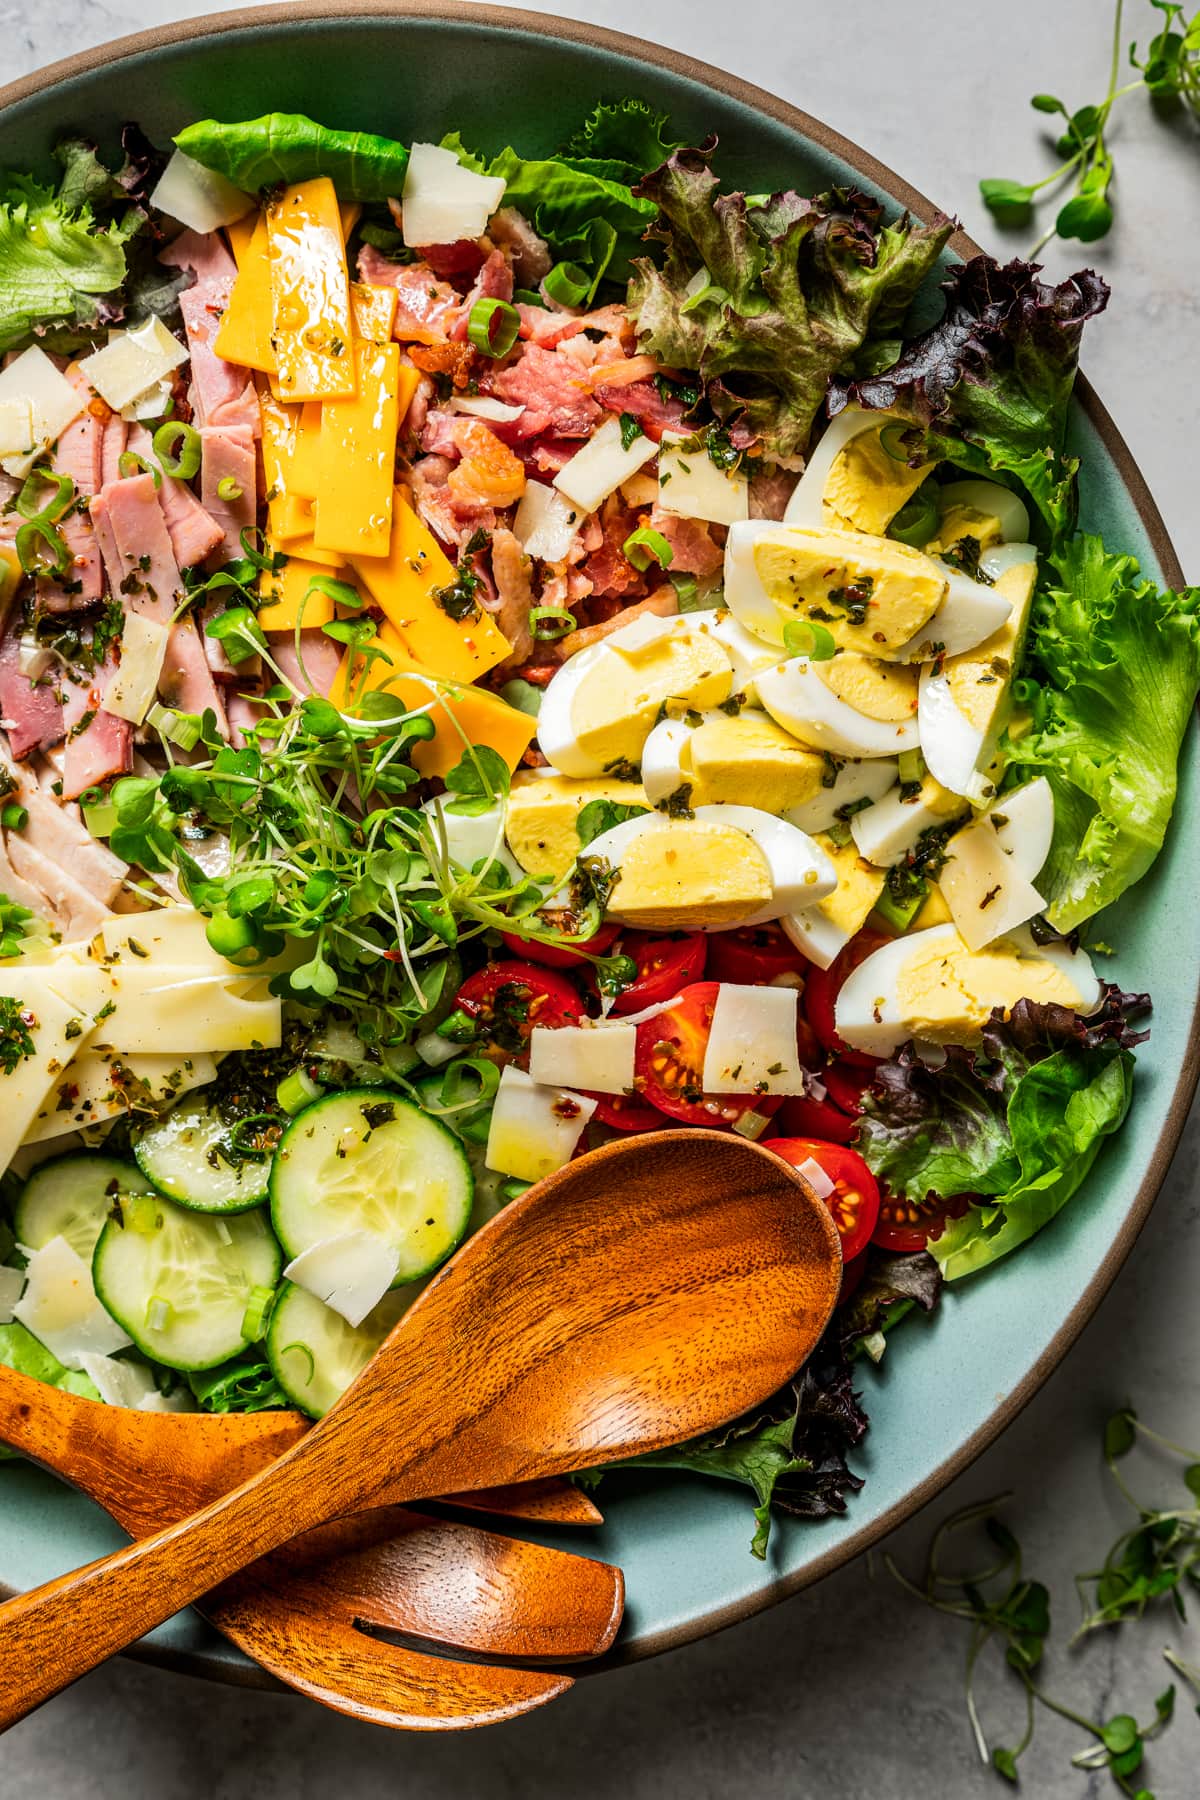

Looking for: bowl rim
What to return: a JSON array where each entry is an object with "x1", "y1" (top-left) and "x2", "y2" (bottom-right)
[{"x1": 1, "y1": 0, "x2": 1197, "y2": 1687}]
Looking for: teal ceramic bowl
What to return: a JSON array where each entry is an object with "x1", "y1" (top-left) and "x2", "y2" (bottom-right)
[{"x1": 1, "y1": 0, "x2": 1196, "y2": 1690}]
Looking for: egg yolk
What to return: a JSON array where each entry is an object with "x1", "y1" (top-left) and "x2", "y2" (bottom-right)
[{"x1": 816, "y1": 653, "x2": 919, "y2": 722}]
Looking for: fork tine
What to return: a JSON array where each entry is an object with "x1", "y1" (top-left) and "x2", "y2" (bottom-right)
[
  {"x1": 206, "y1": 1574, "x2": 573, "y2": 1731},
  {"x1": 245, "y1": 1507, "x2": 624, "y2": 1661}
]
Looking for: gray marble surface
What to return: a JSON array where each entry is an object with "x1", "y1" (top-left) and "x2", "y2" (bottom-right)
[{"x1": 3, "y1": 1, "x2": 1200, "y2": 1794}]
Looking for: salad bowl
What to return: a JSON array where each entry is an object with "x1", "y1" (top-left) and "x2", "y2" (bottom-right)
[{"x1": 0, "y1": 0, "x2": 1196, "y2": 1691}]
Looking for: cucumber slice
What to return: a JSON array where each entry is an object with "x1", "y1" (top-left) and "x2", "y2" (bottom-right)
[
  {"x1": 134, "y1": 1098, "x2": 273, "y2": 1213},
  {"x1": 269, "y1": 1088, "x2": 472, "y2": 1284},
  {"x1": 14, "y1": 1154, "x2": 151, "y2": 1260},
  {"x1": 93, "y1": 1199, "x2": 282, "y2": 1371},
  {"x1": 266, "y1": 1280, "x2": 419, "y2": 1418}
]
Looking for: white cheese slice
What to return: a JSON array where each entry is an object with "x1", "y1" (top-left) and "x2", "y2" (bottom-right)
[
  {"x1": 75, "y1": 1350, "x2": 194, "y2": 1411},
  {"x1": 485, "y1": 1066, "x2": 596, "y2": 1183},
  {"x1": 449, "y1": 395, "x2": 525, "y2": 423},
  {"x1": 12, "y1": 1236, "x2": 132, "y2": 1370},
  {"x1": 120, "y1": 374, "x2": 176, "y2": 423},
  {"x1": 0, "y1": 397, "x2": 34, "y2": 460},
  {"x1": 939, "y1": 814, "x2": 1045, "y2": 951},
  {"x1": 554, "y1": 416, "x2": 658, "y2": 514},
  {"x1": 989, "y1": 778, "x2": 1055, "y2": 883},
  {"x1": 102, "y1": 613, "x2": 170, "y2": 725},
  {"x1": 0, "y1": 1264, "x2": 23, "y2": 1325},
  {"x1": 701, "y1": 983, "x2": 807, "y2": 1095},
  {"x1": 283, "y1": 1230, "x2": 400, "y2": 1329},
  {"x1": 528, "y1": 1021, "x2": 637, "y2": 1095},
  {"x1": 513, "y1": 480, "x2": 581, "y2": 562},
  {"x1": 658, "y1": 431, "x2": 749, "y2": 527},
  {"x1": 80, "y1": 316, "x2": 188, "y2": 413},
  {"x1": 0, "y1": 347, "x2": 87, "y2": 478},
  {"x1": 21, "y1": 1049, "x2": 219, "y2": 1145},
  {"x1": 401, "y1": 143, "x2": 506, "y2": 248},
  {"x1": 150, "y1": 149, "x2": 254, "y2": 234},
  {"x1": 29, "y1": 948, "x2": 281, "y2": 1055},
  {"x1": 0, "y1": 966, "x2": 95, "y2": 1170}
]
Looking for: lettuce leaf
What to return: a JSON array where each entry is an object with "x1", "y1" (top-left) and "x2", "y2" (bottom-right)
[
  {"x1": 1013, "y1": 535, "x2": 1200, "y2": 930},
  {"x1": 560, "y1": 100, "x2": 683, "y2": 184},
  {"x1": 628, "y1": 144, "x2": 952, "y2": 457},
  {"x1": 187, "y1": 1350, "x2": 288, "y2": 1414},
  {"x1": 0, "y1": 174, "x2": 131, "y2": 353},
  {"x1": 837, "y1": 1249, "x2": 942, "y2": 1363},
  {"x1": 0, "y1": 1321, "x2": 100, "y2": 1456},
  {"x1": 857, "y1": 989, "x2": 1149, "y2": 1280},
  {"x1": 175, "y1": 114, "x2": 409, "y2": 199}
]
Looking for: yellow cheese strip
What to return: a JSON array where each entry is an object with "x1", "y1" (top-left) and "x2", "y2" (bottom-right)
[
  {"x1": 312, "y1": 340, "x2": 402, "y2": 558},
  {"x1": 266, "y1": 177, "x2": 356, "y2": 401},
  {"x1": 288, "y1": 401, "x2": 325, "y2": 499},
  {"x1": 334, "y1": 627, "x2": 535, "y2": 777},
  {"x1": 273, "y1": 495, "x2": 314, "y2": 544},
  {"x1": 226, "y1": 212, "x2": 259, "y2": 265},
  {"x1": 280, "y1": 528, "x2": 346, "y2": 568},
  {"x1": 351, "y1": 282, "x2": 399, "y2": 343},
  {"x1": 339, "y1": 201, "x2": 363, "y2": 241},
  {"x1": 347, "y1": 487, "x2": 510, "y2": 682},
  {"x1": 258, "y1": 553, "x2": 343, "y2": 630},
  {"x1": 215, "y1": 212, "x2": 277, "y2": 373},
  {"x1": 260, "y1": 384, "x2": 301, "y2": 542}
]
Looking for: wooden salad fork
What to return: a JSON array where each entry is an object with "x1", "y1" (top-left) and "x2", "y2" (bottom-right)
[
  {"x1": 0, "y1": 1131, "x2": 842, "y2": 1727},
  {"x1": 0, "y1": 1362, "x2": 617, "y2": 1729}
]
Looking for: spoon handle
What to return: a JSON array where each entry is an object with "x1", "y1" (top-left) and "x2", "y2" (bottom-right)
[{"x1": 0, "y1": 1439, "x2": 330, "y2": 1728}]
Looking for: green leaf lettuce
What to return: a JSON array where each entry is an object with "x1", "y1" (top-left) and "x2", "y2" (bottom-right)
[{"x1": 0, "y1": 174, "x2": 130, "y2": 353}]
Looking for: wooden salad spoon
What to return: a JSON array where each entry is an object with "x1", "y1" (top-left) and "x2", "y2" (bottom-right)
[
  {"x1": 0, "y1": 1362, "x2": 617, "y2": 1730},
  {"x1": 0, "y1": 1130, "x2": 842, "y2": 1728}
]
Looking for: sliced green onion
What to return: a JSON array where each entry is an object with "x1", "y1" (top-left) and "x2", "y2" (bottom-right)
[
  {"x1": 276, "y1": 1067, "x2": 324, "y2": 1116},
  {"x1": 669, "y1": 571, "x2": 702, "y2": 612},
  {"x1": 888, "y1": 484, "x2": 939, "y2": 549},
  {"x1": 513, "y1": 288, "x2": 545, "y2": 307},
  {"x1": 542, "y1": 261, "x2": 590, "y2": 307},
  {"x1": 873, "y1": 881, "x2": 927, "y2": 933},
  {"x1": 435, "y1": 1007, "x2": 479, "y2": 1045},
  {"x1": 240, "y1": 1284, "x2": 276, "y2": 1343},
  {"x1": 153, "y1": 420, "x2": 202, "y2": 480},
  {"x1": 122, "y1": 1193, "x2": 161, "y2": 1235},
  {"x1": 467, "y1": 297, "x2": 521, "y2": 358},
  {"x1": 15, "y1": 517, "x2": 71, "y2": 577},
  {"x1": 216, "y1": 476, "x2": 243, "y2": 502},
  {"x1": 16, "y1": 468, "x2": 74, "y2": 521},
  {"x1": 118, "y1": 450, "x2": 162, "y2": 490},
  {"x1": 81, "y1": 797, "x2": 118, "y2": 837},
  {"x1": 783, "y1": 619, "x2": 837, "y2": 660},
  {"x1": 825, "y1": 818, "x2": 853, "y2": 848},
  {"x1": 146, "y1": 702, "x2": 204, "y2": 751},
  {"x1": 500, "y1": 1178, "x2": 532, "y2": 1203},
  {"x1": 529, "y1": 605, "x2": 576, "y2": 641},
  {"x1": 732, "y1": 1110, "x2": 771, "y2": 1141},
  {"x1": 679, "y1": 267, "x2": 730, "y2": 315},
  {"x1": 897, "y1": 747, "x2": 926, "y2": 785},
  {"x1": 879, "y1": 422, "x2": 914, "y2": 463},
  {"x1": 282, "y1": 1341, "x2": 316, "y2": 1383},
  {"x1": 1, "y1": 804, "x2": 27, "y2": 832},
  {"x1": 440, "y1": 1056, "x2": 501, "y2": 1110},
  {"x1": 1012, "y1": 677, "x2": 1040, "y2": 706},
  {"x1": 205, "y1": 606, "x2": 266, "y2": 663},
  {"x1": 622, "y1": 527, "x2": 674, "y2": 573},
  {"x1": 145, "y1": 1295, "x2": 173, "y2": 1333}
]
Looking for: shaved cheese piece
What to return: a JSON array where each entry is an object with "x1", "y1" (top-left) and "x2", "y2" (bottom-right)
[
  {"x1": 795, "y1": 1156, "x2": 835, "y2": 1200},
  {"x1": 449, "y1": 395, "x2": 524, "y2": 423},
  {"x1": 701, "y1": 983, "x2": 807, "y2": 1095},
  {"x1": 513, "y1": 479, "x2": 581, "y2": 562},
  {"x1": 657, "y1": 432, "x2": 749, "y2": 527},
  {"x1": 0, "y1": 966, "x2": 95, "y2": 1170},
  {"x1": 80, "y1": 317, "x2": 188, "y2": 412},
  {"x1": 401, "y1": 143, "x2": 506, "y2": 248},
  {"x1": 939, "y1": 814, "x2": 1045, "y2": 951},
  {"x1": 76, "y1": 1351, "x2": 179, "y2": 1410},
  {"x1": 528, "y1": 1022, "x2": 637, "y2": 1095},
  {"x1": 485, "y1": 1066, "x2": 596, "y2": 1182},
  {"x1": 151, "y1": 150, "x2": 253, "y2": 233},
  {"x1": 22, "y1": 1049, "x2": 219, "y2": 1145},
  {"x1": 0, "y1": 1264, "x2": 22, "y2": 1325},
  {"x1": 101, "y1": 908, "x2": 297, "y2": 977},
  {"x1": 990, "y1": 778, "x2": 1055, "y2": 883},
  {"x1": 32, "y1": 949, "x2": 281, "y2": 1055},
  {"x1": 0, "y1": 346, "x2": 86, "y2": 477},
  {"x1": 284, "y1": 1230, "x2": 400, "y2": 1329},
  {"x1": 553, "y1": 416, "x2": 657, "y2": 513},
  {"x1": 0, "y1": 397, "x2": 34, "y2": 459},
  {"x1": 102, "y1": 613, "x2": 170, "y2": 724},
  {"x1": 13, "y1": 1236, "x2": 132, "y2": 1370},
  {"x1": 120, "y1": 374, "x2": 176, "y2": 423}
]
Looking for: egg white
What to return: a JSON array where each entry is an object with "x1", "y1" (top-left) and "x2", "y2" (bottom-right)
[
  {"x1": 757, "y1": 657, "x2": 920, "y2": 759},
  {"x1": 783, "y1": 756, "x2": 898, "y2": 837}
]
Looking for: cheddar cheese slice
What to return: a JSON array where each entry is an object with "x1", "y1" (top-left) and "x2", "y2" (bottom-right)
[
  {"x1": 216, "y1": 211, "x2": 277, "y2": 373},
  {"x1": 266, "y1": 177, "x2": 356, "y2": 401}
]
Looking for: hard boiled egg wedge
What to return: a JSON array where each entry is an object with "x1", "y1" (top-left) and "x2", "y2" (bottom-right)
[
  {"x1": 582, "y1": 805, "x2": 836, "y2": 932},
  {"x1": 782, "y1": 835, "x2": 886, "y2": 970},
  {"x1": 925, "y1": 479, "x2": 1031, "y2": 556},
  {"x1": 756, "y1": 652, "x2": 920, "y2": 759},
  {"x1": 834, "y1": 923, "x2": 1100, "y2": 1056},
  {"x1": 918, "y1": 541, "x2": 1038, "y2": 800},
  {"x1": 892, "y1": 567, "x2": 1012, "y2": 661},
  {"x1": 849, "y1": 773, "x2": 966, "y2": 866},
  {"x1": 783, "y1": 406, "x2": 937, "y2": 535},
  {"x1": 640, "y1": 708, "x2": 828, "y2": 812},
  {"x1": 537, "y1": 612, "x2": 732, "y2": 778},
  {"x1": 689, "y1": 608, "x2": 783, "y2": 700},
  {"x1": 783, "y1": 756, "x2": 898, "y2": 836}
]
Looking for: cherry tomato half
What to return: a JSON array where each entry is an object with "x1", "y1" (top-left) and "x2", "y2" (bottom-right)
[
  {"x1": 587, "y1": 1091, "x2": 667, "y2": 1132},
  {"x1": 762, "y1": 1137, "x2": 881, "y2": 1263},
  {"x1": 455, "y1": 960, "x2": 584, "y2": 1064},
  {"x1": 822, "y1": 1061, "x2": 875, "y2": 1117},
  {"x1": 773, "y1": 1092, "x2": 856, "y2": 1145},
  {"x1": 803, "y1": 931, "x2": 890, "y2": 1068},
  {"x1": 706, "y1": 922, "x2": 809, "y2": 987},
  {"x1": 500, "y1": 921, "x2": 620, "y2": 969},
  {"x1": 872, "y1": 1190, "x2": 972, "y2": 1254},
  {"x1": 634, "y1": 981, "x2": 783, "y2": 1130},
  {"x1": 610, "y1": 930, "x2": 707, "y2": 1015}
]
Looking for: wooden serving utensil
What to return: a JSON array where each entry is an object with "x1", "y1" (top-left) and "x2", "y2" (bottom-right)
[
  {"x1": 0, "y1": 1130, "x2": 841, "y2": 1727},
  {"x1": 0, "y1": 1362, "x2": 617, "y2": 1729}
]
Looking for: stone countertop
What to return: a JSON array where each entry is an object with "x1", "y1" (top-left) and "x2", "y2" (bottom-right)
[{"x1": 4, "y1": 2, "x2": 1199, "y2": 1794}]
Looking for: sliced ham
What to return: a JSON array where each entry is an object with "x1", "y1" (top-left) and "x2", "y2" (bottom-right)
[
  {"x1": 161, "y1": 232, "x2": 255, "y2": 433},
  {"x1": 7, "y1": 760, "x2": 126, "y2": 899},
  {"x1": 419, "y1": 410, "x2": 461, "y2": 459},
  {"x1": 225, "y1": 689, "x2": 264, "y2": 749},
  {"x1": 88, "y1": 490, "x2": 124, "y2": 594},
  {"x1": 7, "y1": 832, "x2": 112, "y2": 940},
  {"x1": 199, "y1": 427, "x2": 256, "y2": 562},
  {"x1": 649, "y1": 507, "x2": 724, "y2": 578},
  {"x1": 409, "y1": 454, "x2": 495, "y2": 553},
  {"x1": 99, "y1": 473, "x2": 183, "y2": 624},
  {"x1": 100, "y1": 412, "x2": 127, "y2": 486},
  {"x1": 159, "y1": 227, "x2": 236, "y2": 287},
  {"x1": 125, "y1": 424, "x2": 224, "y2": 570},
  {"x1": 268, "y1": 629, "x2": 342, "y2": 697},
  {"x1": 490, "y1": 528, "x2": 534, "y2": 668},
  {"x1": 357, "y1": 248, "x2": 461, "y2": 343},
  {"x1": 0, "y1": 623, "x2": 63, "y2": 759},
  {"x1": 492, "y1": 345, "x2": 600, "y2": 440},
  {"x1": 749, "y1": 463, "x2": 798, "y2": 521},
  {"x1": 159, "y1": 616, "x2": 229, "y2": 736},
  {"x1": 595, "y1": 378, "x2": 688, "y2": 444},
  {"x1": 488, "y1": 209, "x2": 551, "y2": 285},
  {"x1": 60, "y1": 668, "x2": 133, "y2": 801},
  {"x1": 0, "y1": 832, "x2": 46, "y2": 916}
]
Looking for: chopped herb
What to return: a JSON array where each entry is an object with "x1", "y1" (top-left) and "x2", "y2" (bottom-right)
[{"x1": 0, "y1": 996, "x2": 36, "y2": 1074}]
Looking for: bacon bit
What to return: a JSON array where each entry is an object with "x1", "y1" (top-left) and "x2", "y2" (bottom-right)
[
  {"x1": 513, "y1": 662, "x2": 557, "y2": 688},
  {"x1": 447, "y1": 419, "x2": 526, "y2": 508},
  {"x1": 552, "y1": 1096, "x2": 582, "y2": 1120},
  {"x1": 409, "y1": 341, "x2": 475, "y2": 389}
]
